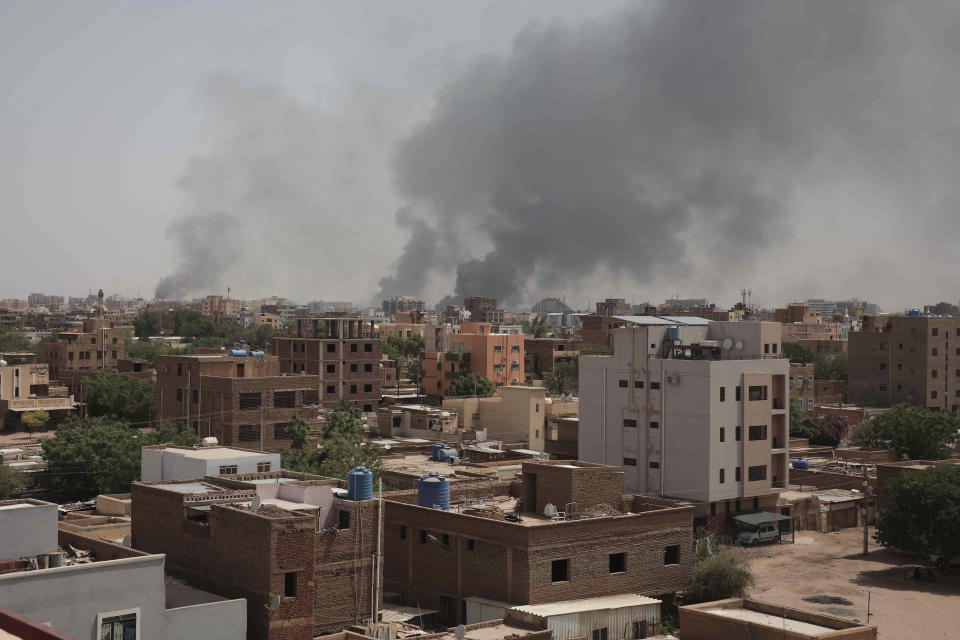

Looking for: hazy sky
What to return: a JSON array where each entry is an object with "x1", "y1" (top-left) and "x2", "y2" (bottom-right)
[{"x1": 2, "y1": 1, "x2": 959, "y2": 311}]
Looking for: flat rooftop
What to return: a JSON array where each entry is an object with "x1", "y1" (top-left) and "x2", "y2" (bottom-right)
[
  {"x1": 704, "y1": 608, "x2": 835, "y2": 635},
  {"x1": 510, "y1": 594, "x2": 661, "y2": 616},
  {"x1": 152, "y1": 446, "x2": 276, "y2": 460}
]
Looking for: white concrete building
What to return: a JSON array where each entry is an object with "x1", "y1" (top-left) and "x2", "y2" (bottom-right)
[
  {"x1": 141, "y1": 444, "x2": 282, "y2": 482},
  {"x1": 579, "y1": 318, "x2": 789, "y2": 520}
]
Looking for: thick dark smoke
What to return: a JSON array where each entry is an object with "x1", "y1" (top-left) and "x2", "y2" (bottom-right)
[{"x1": 382, "y1": 0, "x2": 960, "y2": 307}]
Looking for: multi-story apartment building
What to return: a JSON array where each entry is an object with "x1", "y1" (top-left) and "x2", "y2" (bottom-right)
[
  {"x1": 26, "y1": 293, "x2": 65, "y2": 310},
  {"x1": 579, "y1": 318, "x2": 789, "y2": 528},
  {"x1": 272, "y1": 317, "x2": 381, "y2": 412},
  {"x1": 381, "y1": 296, "x2": 425, "y2": 316},
  {"x1": 595, "y1": 298, "x2": 632, "y2": 316},
  {"x1": 524, "y1": 337, "x2": 580, "y2": 382},
  {"x1": 0, "y1": 352, "x2": 75, "y2": 431},
  {"x1": 422, "y1": 322, "x2": 524, "y2": 397},
  {"x1": 38, "y1": 318, "x2": 126, "y2": 378},
  {"x1": 848, "y1": 314, "x2": 960, "y2": 410},
  {"x1": 464, "y1": 297, "x2": 504, "y2": 325},
  {"x1": 155, "y1": 353, "x2": 318, "y2": 450},
  {"x1": 789, "y1": 363, "x2": 816, "y2": 412},
  {"x1": 200, "y1": 295, "x2": 251, "y2": 323}
]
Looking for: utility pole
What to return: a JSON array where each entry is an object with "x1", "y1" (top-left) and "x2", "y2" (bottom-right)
[{"x1": 862, "y1": 463, "x2": 870, "y2": 556}]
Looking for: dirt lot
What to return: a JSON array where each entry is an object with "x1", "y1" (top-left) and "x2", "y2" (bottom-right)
[{"x1": 744, "y1": 526, "x2": 960, "y2": 639}]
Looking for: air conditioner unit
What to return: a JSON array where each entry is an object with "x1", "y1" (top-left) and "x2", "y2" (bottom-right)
[{"x1": 666, "y1": 374, "x2": 680, "y2": 385}]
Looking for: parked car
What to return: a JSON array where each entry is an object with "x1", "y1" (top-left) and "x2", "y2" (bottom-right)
[{"x1": 737, "y1": 523, "x2": 781, "y2": 546}]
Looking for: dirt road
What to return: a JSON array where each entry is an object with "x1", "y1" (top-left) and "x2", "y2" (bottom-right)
[{"x1": 745, "y1": 527, "x2": 960, "y2": 639}]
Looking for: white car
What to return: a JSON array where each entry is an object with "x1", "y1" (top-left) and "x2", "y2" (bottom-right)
[{"x1": 737, "y1": 523, "x2": 781, "y2": 546}]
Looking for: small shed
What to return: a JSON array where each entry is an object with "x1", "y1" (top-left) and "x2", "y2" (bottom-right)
[{"x1": 506, "y1": 594, "x2": 661, "y2": 640}]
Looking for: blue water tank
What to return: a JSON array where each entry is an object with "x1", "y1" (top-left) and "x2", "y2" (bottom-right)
[
  {"x1": 667, "y1": 327, "x2": 681, "y2": 341},
  {"x1": 250, "y1": 350, "x2": 265, "y2": 357},
  {"x1": 418, "y1": 473, "x2": 450, "y2": 510},
  {"x1": 348, "y1": 466, "x2": 373, "y2": 500},
  {"x1": 791, "y1": 458, "x2": 811, "y2": 470},
  {"x1": 431, "y1": 442, "x2": 447, "y2": 461},
  {"x1": 908, "y1": 309, "x2": 923, "y2": 317},
  {"x1": 228, "y1": 348, "x2": 248, "y2": 357}
]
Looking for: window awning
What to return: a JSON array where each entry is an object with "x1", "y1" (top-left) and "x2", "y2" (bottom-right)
[{"x1": 733, "y1": 512, "x2": 792, "y2": 527}]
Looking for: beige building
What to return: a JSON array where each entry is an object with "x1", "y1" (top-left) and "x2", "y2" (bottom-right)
[
  {"x1": 38, "y1": 318, "x2": 126, "y2": 378},
  {"x1": 0, "y1": 352, "x2": 76, "y2": 431},
  {"x1": 789, "y1": 363, "x2": 816, "y2": 412},
  {"x1": 579, "y1": 318, "x2": 789, "y2": 527},
  {"x1": 443, "y1": 385, "x2": 577, "y2": 447}
]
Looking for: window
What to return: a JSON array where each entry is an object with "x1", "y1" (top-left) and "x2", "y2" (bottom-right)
[
  {"x1": 536, "y1": 403, "x2": 540, "y2": 412},
  {"x1": 365, "y1": 343, "x2": 373, "y2": 352},
  {"x1": 400, "y1": 526, "x2": 406, "y2": 540},
  {"x1": 772, "y1": 343, "x2": 778, "y2": 354},
  {"x1": 284, "y1": 572, "x2": 297, "y2": 598},
  {"x1": 710, "y1": 502, "x2": 716, "y2": 516},
  {"x1": 176, "y1": 388, "x2": 183, "y2": 401},
  {"x1": 219, "y1": 465, "x2": 238, "y2": 475},
  {"x1": 91, "y1": 337, "x2": 96, "y2": 344},
  {"x1": 591, "y1": 629, "x2": 608, "y2": 640},
  {"x1": 239, "y1": 392, "x2": 262, "y2": 409},
  {"x1": 99, "y1": 610, "x2": 138, "y2": 640},
  {"x1": 112, "y1": 350, "x2": 117, "y2": 359},
  {"x1": 664, "y1": 545, "x2": 680, "y2": 565},
  {"x1": 748, "y1": 465, "x2": 768, "y2": 481},
  {"x1": 363, "y1": 404, "x2": 372, "y2": 412},
  {"x1": 623, "y1": 457, "x2": 637, "y2": 466},
  {"x1": 880, "y1": 342, "x2": 888, "y2": 351},
  {"x1": 764, "y1": 343, "x2": 770, "y2": 354},
  {"x1": 350, "y1": 363, "x2": 358, "y2": 373},
  {"x1": 326, "y1": 364, "x2": 336, "y2": 373},
  {"x1": 719, "y1": 468, "x2": 725, "y2": 484},
  {"x1": 112, "y1": 337, "x2": 118, "y2": 344},
  {"x1": 364, "y1": 363, "x2": 373, "y2": 372},
  {"x1": 933, "y1": 327, "x2": 939, "y2": 336},
  {"x1": 339, "y1": 510, "x2": 351, "y2": 529},
  {"x1": 618, "y1": 379, "x2": 628, "y2": 388},
  {"x1": 257, "y1": 462, "x2": 271, "y2": 472},
  {"x1": 648, "y1": 461, "x2": 659, "y2": 469},
  {"x1": 511, "y1": 345, "x2": 520, "y2": 353},
  {"x1": 931, "y1": 390, "x2": 938, "y2": 399},
  {"x1": 748, "y1": 425, "x2": 767, "y2": 441},
  {"x1": 753, "y1": 497, "x2": 759, "y2": 510},
  {"x1": 419, "y1": 530, "x2": 427, "y2": 544},
  {"x1": 364, "y1": 384, "x2": 373, "y2": 392},
  {"x1": 551, "y1": 559, "x2": 569, "y2": 582},
  {"x1": 238, "y1": 424, "x2": 260, "y2": 442},
  {"x1": 351, "y1": 344, "x2": 358, "y2": 352},
  {"x1": 735, "y1": 466, "x2": 741, "y2": 482},
  {"x1": 274, "y1": 391, "x2": 296, "y2": 408},
  {"x1": 326, "y1": 385, "x2": 336, "y2": 394},
  {"x1": 634, "y1": 380, "x2": 644, "y2": 388},
  {"x1": 350, "y1": 384, "x2": 357, "y2": 394},
  {"x1": 442, "y1": 533, "x2": 450, "y2": 547},
  {"x1": 327, "y1": 343, "x2": 336, "y2": 353},
  {"x1": 736, "y1": 385, "x2": 741, "y2": 401},
  {"x1": 493, "y1": 345, "x2": 502, "y2": 353},
  {"x1": 748, "y1": 385, "x2": 768, "y2": 401},
  {"x1": 467, "y1": 538, "x2": 475, "y2": 551},
  {"x1": 650, "y1": 382, "x2": 660, "y2": 390},
  {"x1": 609, "y1": 552, "x2": 626, "y2": 573},
  {"x1": 880, "y1": 362, "x2": 887, "y2": 370},
  {"x1": 735, "y1": 499, "x2": 741, "y2": 512},
  {"x1": 177, "y1": 363, "x2": 183, "y2": 376},
  {"x1": 720, "y1": 427, "x2": 725, "y2": 442},
  {"x1": 736, "y1": 426, "x2": 741, "y2": 441},
  {"x1": 623, "y1": 418, "x2": 637, "y2": 428},
  {"x1": 933, "y1": 348, "x2": 939, "y2": 356},
  {"x1": 932, "y1": 370, "x2": 939, "y2": 379},
  {"x1": 649, "y1": 421, "x2": 659, "y2": 429},
  {"x1": 720, "y1": 386, "x2": 726, "y2": 402},
  {"x1": 274, "y1": 423, "x2": 293, "y2": 440}
]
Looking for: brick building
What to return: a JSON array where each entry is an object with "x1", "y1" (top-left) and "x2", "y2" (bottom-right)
[
  {"x1": 422, "y1": 322, "x2": 525, "y2": 398},
  {"x1": 464, "y1": 297, "x2": 504, "y2": 326},
  {"x1": 524, "y1": 338, "x2": 580, "y2": 382},
  {"x1": 272, "y1": 317, "x2": 381, "y2": 412},
  {"x1": 131, "y1": 471, "x2": 380, "y2": 640},
  {"x1": 848, "y1": 314, "x2": 960, "y2": 410},
  {"x1": 38, "y1": 318, "x2": 126, "y2": 378},
  {"x1": 383, "y1": 461, "x2": 692, "y2": 625},
  {"x1": 155, "y1": 354, "x2": 318, "y2": 450},
  {"x1": 789, "y1": 363, "x2": 815, "y2": 412}
]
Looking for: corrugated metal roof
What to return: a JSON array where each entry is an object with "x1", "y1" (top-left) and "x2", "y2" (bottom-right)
[
  {"x1": 509, "y1": 594, "x2": 660, "y2": 616},
  {"x1": 611, "y1": 315, "x2": 713, "y2": 326},
  {"x1": 659, "y1": 316, "x2": 712, "y2": 326},
  {"x1": 733, "y1": 511, "x2": 792, "y2": 526},
  {"x1": 379, "y1": 604, "x2": 439, "y2": 623},
  {"x1": 611, "y1": 316, "x2": 675, "y2": 326}
]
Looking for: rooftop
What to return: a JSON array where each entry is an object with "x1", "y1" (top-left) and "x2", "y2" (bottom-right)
[
  {"x1": 148, "y1": 445, "x2": 279, "y2": 461},
  {"x1": 510, "y1": 594, "x2": 660, "y2": 616},
  {"x1": 704, "y1": 608, "x2": 835, "y2": 635}
]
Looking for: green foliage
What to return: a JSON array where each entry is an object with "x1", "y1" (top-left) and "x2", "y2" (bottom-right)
[
  {"x1": 545, "y1": 358, "x2": 578, "y2": 395},
  {"x1": 281, "y1": 408, "x2": 381, "y2": 481},
  {"x1": 285, "y1": 415, "x2": 309, "y2": 450},
  {"x1": 789, "y1": 400, "x2": 848, "y2": 447},
  {"x1": 82, "y1": 373, "x2": 155, "y2": 423},
  {"x1": 171, "y1": 309, "x2": 275, "y2": 349},
  {"x1": 521, "y1": 314, "x2": 549, "y2": 338},
  {"x1": 685, "y1": 543, "x2": 754, "y2": 604},
  {"x1": 0, "y1": 327, "x2": 36, "y2": 354},
  {"x1": 782, "y1": 341, "x2": 815, "y2": 363},
  {"x1": 446, "y1": 373, "x2": 495, "y2": 398},
  {"x1": 814, "y1": 351, "x2": 848, "y2": 381},
  {"x1": 382, "y1": 334, "x2": 424, "y2": 362},
  {"x1": 874, "y1": 464, "x2": 960, "y2": 559},
  {"x1": 21, "y1": 409, "x2": 51, "y2": 431},
  {"x1": 132, "y1": 311, "x2": 161, "y2": 338},
  {"x1": 125, "y1": 336, "x2": 179, "y2": 367},
  {"x1": 407, "y1": 360, "x2": 424, "y2": 384},
  {"x1": 858, "y1": 403, "x2": 959, "y2": 459},
  {"x1": 0, "y1": 464, "x2": 25, "y2": 498},
  {"x1": 41, "y1": 417, "x2": 198, "y2": 495}
]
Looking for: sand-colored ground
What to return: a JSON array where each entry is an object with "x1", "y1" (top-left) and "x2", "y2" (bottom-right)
[{"x1": 744, "y1": 527, "x2": 960, "y2": 639}]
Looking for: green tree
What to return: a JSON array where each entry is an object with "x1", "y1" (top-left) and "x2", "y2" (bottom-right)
[
  {"x1": 407, "y1": 360, "x2": 424, "y2": 385},
  {"x1": 125, "y1": 336, "x2": 178, "y2": 367},
  {"x1": 446, "y1": 373, "x2": 495, "y2": 398},
  {"x1": 281, "y1": 407, "x2": 381, "y2": 481},
  {"x1": 21, "y1": 409, "x2": 51, "y2": 432},
  {"x1": 0, "y1": 327, "x2": 36, "y2": 354},
  {"x1": 0, "y1": 464, "x2": 25, "y2": 498},
  {"x1": 861, "y1": 403, "x2": 959, "y2": 459},
  {"x1": 789, "y1": 399, "x2": 848, "y2": 447},
  {"x1": 521, "y1": 314, "x2": 549, "y2": 338},
  {"x1": 285, "y1": 414, "x2": 310, "y2": 450},
  {"x1": 814, "y1": 352, "x2": 848, "y2": 381},
  {"x1": 132, "y1": 311, "x2": 162, "y2": 338},
  {"x1": 82, "y1": 373, "x2": 156, "y2": 423},
  {"x1": 545, "y1": 358, "x2": 579, "y2": 395},
  {"x1": 684, "y1": 542, "x2": 755, "y2": 604},
  {"x1": 874, "y1": 464, "x2": 960, "y2": 560},
  {"x1": 782, "y1": 341, "x2": 815, "y2": 363},
  {"x1": 41, "y1": 417, "x2": 198, "y2": 495}
]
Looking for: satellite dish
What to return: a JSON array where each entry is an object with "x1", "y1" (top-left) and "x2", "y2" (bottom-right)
[
  {"x1": 383, "y1": 444, "x2": 392, "y2": 451},
  {"x1": 251, "y1": 495, "x2": 262, "y2": 509},
  {"x1": 267, "y1": 594, "x2": 281, "y2": 612},
  {"x1": 722, "y1": 338, "x2": 733, "y2": 350},
  {"x1": 734, "y1": 341, "x2": 744, "y2": 351},
  {"x1": 454, "y1": 625, "x2": 466, "y2": 640}
]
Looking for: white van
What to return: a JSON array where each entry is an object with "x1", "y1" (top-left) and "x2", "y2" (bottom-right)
[{"x1": 737, "y1": 523, "x2": 781, "y2": 546}]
